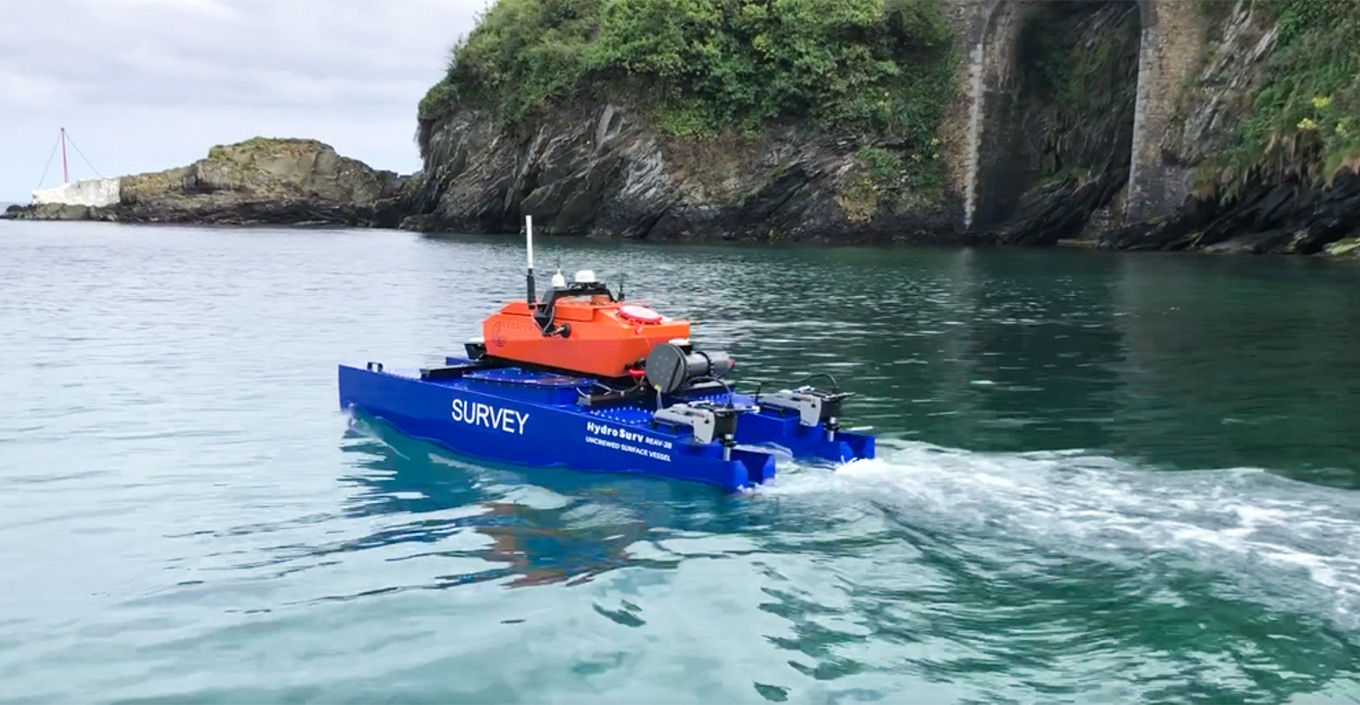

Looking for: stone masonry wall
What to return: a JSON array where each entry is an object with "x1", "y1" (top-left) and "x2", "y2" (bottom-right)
[{"x1": 1125, "y1": 0, "x2": 1206, "y2": 223}]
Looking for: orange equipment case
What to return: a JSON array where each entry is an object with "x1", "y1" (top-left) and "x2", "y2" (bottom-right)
[{"x1": 482, "y1": 297, "x2": 690, "y2": 379}]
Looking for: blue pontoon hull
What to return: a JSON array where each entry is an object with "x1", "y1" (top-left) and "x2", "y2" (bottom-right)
[{"x1": 337, "y1": 358, "x2": 873, "y2": 492}]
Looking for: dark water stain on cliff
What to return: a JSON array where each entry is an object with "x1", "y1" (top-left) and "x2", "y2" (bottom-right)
[{"x1": 976, "y1": 1, "x2": 1141, "y2": 244}]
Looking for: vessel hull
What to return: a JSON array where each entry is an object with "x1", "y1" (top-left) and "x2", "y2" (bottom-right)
[{"x1": 337, "y1": 358, "x2": 873, "y2": 491}]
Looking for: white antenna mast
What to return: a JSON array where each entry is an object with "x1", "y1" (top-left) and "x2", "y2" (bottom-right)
[{"x1": 525, "y1": 215, "x2": 536, "y2": 306}]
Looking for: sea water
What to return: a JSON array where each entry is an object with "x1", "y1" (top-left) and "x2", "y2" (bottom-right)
[{"x1": 1, "y1": 221, "x2": 1357, "y2": 703}]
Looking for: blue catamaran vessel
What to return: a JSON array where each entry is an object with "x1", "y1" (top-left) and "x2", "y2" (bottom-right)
[{"x1": 338, "y1": 217, "x2": 874, "y2": 491}]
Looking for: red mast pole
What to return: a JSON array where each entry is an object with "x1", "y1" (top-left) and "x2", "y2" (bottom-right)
[{"x1": 60, "y1": 127, "x2": 69, "y2": 184}]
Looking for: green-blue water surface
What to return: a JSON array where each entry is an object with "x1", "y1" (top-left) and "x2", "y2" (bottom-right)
[{"x1": 1, "y1": 221, "x2": 1358, "y2": 703}]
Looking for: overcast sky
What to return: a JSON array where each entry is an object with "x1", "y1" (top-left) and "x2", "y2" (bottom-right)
[{"x1": 0, "y1": 0, "x2": 486, "y2": 203}]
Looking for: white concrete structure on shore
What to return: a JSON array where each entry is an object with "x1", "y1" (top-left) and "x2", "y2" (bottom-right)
[{"x1": 32, "y1": 178, "x2": 121, "y2": 208}]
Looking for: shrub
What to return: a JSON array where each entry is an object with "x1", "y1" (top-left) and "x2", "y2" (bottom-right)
[
  {"x1": 1206, "y1": 0, "x2": 1360, "y2": 194},
  {"x1": 420, "y1": 0, "x2": 956, "y2": 146}
]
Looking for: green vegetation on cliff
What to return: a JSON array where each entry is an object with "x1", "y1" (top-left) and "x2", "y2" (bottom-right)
[
  {"x1": 1207, "y1": 0, "x2": 1360, "y2": 194},
  {"x1": 419, "y1": 0, "x2": 955, "y2": 145}
]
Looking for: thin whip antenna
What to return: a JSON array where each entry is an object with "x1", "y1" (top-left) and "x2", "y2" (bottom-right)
[{"x1": 525, "y1": 215, "x2": 536, "y2": 307}]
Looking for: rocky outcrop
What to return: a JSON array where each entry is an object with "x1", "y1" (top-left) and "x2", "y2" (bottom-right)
[
  {"x1": 1075, "y1": 2, "x2": 1360, "y2": 258},
  {"x1": 405, "y1": 103, "x2": 962, "y2": 245},
  {"x1": 1093, "y1": 169, "x2": 1360, "y2": 257},
  {"x1": 17, "y1": 138, "x2": 415, "y2": 227}
]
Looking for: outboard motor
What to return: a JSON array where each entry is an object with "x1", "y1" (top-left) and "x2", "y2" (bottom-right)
[
  {"x1": 652, "y1": 402, "x2": 742, "y2": 460},
  {"x1": 759, "y1": 385, "x2": 853, "y2": 442},
  {"x1": 644, "y1": 339, "x2": 735, "y2": 395}
]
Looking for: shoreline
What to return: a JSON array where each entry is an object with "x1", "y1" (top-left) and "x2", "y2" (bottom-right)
[
  {"x1": 7, "y1": 211, "x2": 1358, "y2": 262},
  {"x1": 6, "y1": 135, "x2": 1355, "y2": 261}
]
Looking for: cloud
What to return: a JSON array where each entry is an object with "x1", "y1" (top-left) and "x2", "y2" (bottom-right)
[{"x1": 0, "y1": 0, "x2": 487, "y2": 202}]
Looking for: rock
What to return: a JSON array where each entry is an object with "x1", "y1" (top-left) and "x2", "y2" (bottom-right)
[
  {"x1": 33, "y1": 204, "x2": 91, "y2": 221},
  {"x1": 1324, "y1": 236, "x2": 1360, "y2": 258},
  {"x1": 994, "y1": 176, "x2": 1126, "y2": 246},
  {"x1": 1202, "y1": 229, "x2": 1291, "y2": 254},
  {"x1": 30, "y1": 138, "x2": 415, "y2": 227},
  {"x1": 1110, "y1": 168, "x2": 1360, "y2": 255},
  {"x1": 409, "y1": 103, "x2": 960, "y2": 244},
  {"x1": 1101, "y1": 4, "x2": 1360, "y2": 258}
]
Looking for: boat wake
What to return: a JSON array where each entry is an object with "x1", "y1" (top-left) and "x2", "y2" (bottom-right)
[{"x1": 760, "y1": 439, "x2": 1360, "y2": 631}]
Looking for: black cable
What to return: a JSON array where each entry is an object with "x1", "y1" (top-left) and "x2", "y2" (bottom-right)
[
  {"x1": 687, "y1": 375, "x2": 735, "y2": 408},
  {"x1": 575, "y1": 379, "x2": 630, "y2": 403},
  {"x1": 34, "y1": 137, "x2": 60, "y2": 189},
  {"x1": 793, "y1": 372, "x2": 839, "y2": 392},
  {"x1": 64, "y1": 132, "x2": 104, "y2": 178}
]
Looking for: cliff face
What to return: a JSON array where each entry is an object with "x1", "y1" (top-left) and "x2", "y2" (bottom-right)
[
  {"x1": 407, "y1": 0, "x2": 1154, "y2": 246},
  {"x1": 405, "y1": 0, "x2": 962, "y2": 244},
  {"x1": 405, "y1": 0, "x2": 1152, "y2": 247},
  {"x1": 1095, "y1": 0, "x2": 1360, "y2": 257},
  {"x1": 978, "y1": 0, "x2": 1141, "y2": 245},
  {"x1": 411, "y1": 0, "x2": 1360, "y2": 257},
  {"x1": 405, "y1": 102, "x2": 960, "y2": 244}
]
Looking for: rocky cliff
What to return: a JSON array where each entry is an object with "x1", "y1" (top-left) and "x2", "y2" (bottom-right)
[
  {"x1": 14, "y1": 138, "x2": 413, "y2": 227},
  {"x1": 409, "y1": 0, "x2": 1360, "y2": 257},
  {"x1": 404, "y1": 0, "x2": 961, "y2": 243},
  {"x1": 1092, "y1": 0, "x2": 1360, "y2": 257},
  {"x1": 405, "y1": 102, "x2": 960, "y2": 244},
  {"x1": 976, "y1": 1, "x2": 1141, "y2": 246},
  {"x1": 401, "y1": 0, "x2": 1152, "y2": 247}
]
